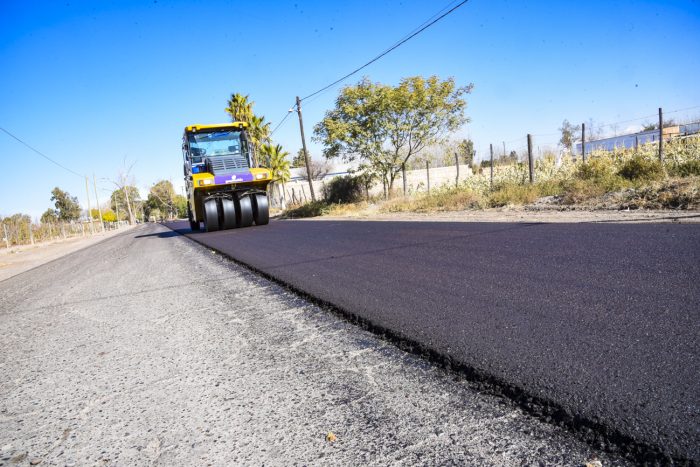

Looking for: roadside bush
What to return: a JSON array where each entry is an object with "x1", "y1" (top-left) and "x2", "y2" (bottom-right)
[
  {"x1": 575, "y1": 157, "x2": 615, "y2": 181},
  {"x1": 488, "y1": 182, "x2": 542, "y2": 207},
  {"x1": 559, "y1": 179, "x2": 610, "y2": 205},
  {"x1": 283, "y1": 200, "x2": 330, "y2": 218},
  {"x1": 323, "y1": 175, "x2": 365, "y2": 204},
  {"x1": 668, "y1": 159, "x2": 700, "y2": 177},
  {"x1": 617, "y1": 154, "x2": 665, "y2": 181}
]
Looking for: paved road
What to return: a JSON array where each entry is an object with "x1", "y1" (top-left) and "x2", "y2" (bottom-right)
[
  {"x1": 0, "y1": 223, "x2": 628, "y2": 466},
  {"x1": 167, "y1": 219, "x2": 700, "y2": 462}
]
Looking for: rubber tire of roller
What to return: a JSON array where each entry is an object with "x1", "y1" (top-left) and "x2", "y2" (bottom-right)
[
  {"x1": 203, "y1": 198, "x2": 220, "y2": 232},
  {"x1": 188, "y1": 206, "x2": 200, "y2": 231},
  {"x1": 237, "y1": 195, "x2": 254, "y2": 228},
  {"x1": 220, "y1": 198, "x2": 237, "y2": 230},
  {"x1": 252, "y1": 193, "x2": 270, "y2": 225}
]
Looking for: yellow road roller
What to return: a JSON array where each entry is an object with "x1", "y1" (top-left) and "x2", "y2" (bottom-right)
[{"x1": 183, "y1": 122, "x2": 272, "y2": 232}]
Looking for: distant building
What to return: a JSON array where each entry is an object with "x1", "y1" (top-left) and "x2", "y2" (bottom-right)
[{"x1": 574, "y1": 122, "x2": 700, "y2": 155}]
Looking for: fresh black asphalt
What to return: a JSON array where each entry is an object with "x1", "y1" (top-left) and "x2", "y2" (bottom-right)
[{"x1": 166, "y1": 219, "x2": 700, "y2": 462}]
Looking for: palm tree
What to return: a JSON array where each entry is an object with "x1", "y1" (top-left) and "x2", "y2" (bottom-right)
[
  {"x1": 248, "y1": 114, "x2": 271, "y2": 166},
  {"x1": 261, "y1": 143, "x2": 290, "y2": 209},
  {"x1": 225, "y1": 93, "x2": 253, "y2": 122}
]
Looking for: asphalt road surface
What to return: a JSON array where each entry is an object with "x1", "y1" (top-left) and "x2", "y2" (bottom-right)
[
  {"x1": 167, "y1": 219, "x2": 700, "y2": 463},
  {"x1": 0, "y1": 223, "x2": 630, "y2": 466}
]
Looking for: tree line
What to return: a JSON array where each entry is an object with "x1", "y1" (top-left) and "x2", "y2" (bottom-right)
[
  {"x1": 225, "y1": 75, "x2": 476, "y2": 202},
  {"x1": 2, "y1": 180, "x2": 190, "y2": 234}
]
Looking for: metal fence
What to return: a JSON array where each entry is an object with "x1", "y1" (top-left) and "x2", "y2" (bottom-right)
[{"x1": 1, "y1": 219, "x2": 128, "y2": 249}]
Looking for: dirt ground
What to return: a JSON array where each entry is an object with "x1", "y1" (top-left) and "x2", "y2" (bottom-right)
[{"x1": 0, "y1": 224, "x2": 136, "y2": 282}]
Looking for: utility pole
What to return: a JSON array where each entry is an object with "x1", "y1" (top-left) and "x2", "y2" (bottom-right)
[
  {"x1": 454, "y1": 153, "x2": 460, "y2": 187},
  {"x1": 489, "y1": 143, "x2": 494, "y2": 190},
  {"x1": 526, "y1": 134, "x2": 534, "y2": 183},
  {"x1": 93, "y1": 173, "x2": 104, "y2": 232},
  {"x1": 295, "y1": 96, "x2": 316, "y2": 202},
  {"x1": 581, "y1": 123, "x2": 586, "y2": 163},
  {"x1": 85, "y1": 176, "x2": 94, "y2": 234},
  {"x1": 658, "y1": 107, "x2": 664, "y2": 162}
]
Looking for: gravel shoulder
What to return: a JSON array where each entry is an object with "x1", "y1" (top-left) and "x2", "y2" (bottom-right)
[
  {"x1": 308, "y1": 207, "x2": 700, "y2": 224},
  {"x1": 0, "y1": 223, "x2": 629, "y2": 466},
  {"x1": 0, "y1": 225, "x2": 136, "y2": 282}
]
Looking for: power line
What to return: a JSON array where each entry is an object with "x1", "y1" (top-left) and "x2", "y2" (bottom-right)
[
  {"x1": 269, "y1": 107, "x2": 295, "y2": 137},
  {"x1": 0, "y1": 126, "x2": 85, "y2": 178},
  {"x1": 300, "y1": 0, "x2": 470, "y2": 102}
]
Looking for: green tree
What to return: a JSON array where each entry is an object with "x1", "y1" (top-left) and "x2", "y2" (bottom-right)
[
  {"x1": 1, "y1": 213, "x2": 32, "y2": 245},
  {"x1": 225, "y1": 93, "x2": 253, "y2": 122},
  {"x1": 224, "y1": 92, "x2": 270, "y2": 166},
  {"x1": 110, "y1": 186, "x2": 141, "y2": 221},
  {"x1": 260, "y1": 143, "x2": 291, "y2": 208},
  {"x1": 314, "y1": 76, "x2": 472, "y2": 194},
  {"x1": 40, "y1": 209, "x2": 58, "y2": 224},
  {"x1": 291, "y1": 148, "x2": 307, "y2": 168},
  {"x1": 261, "y1": 144, "x2": 291, "y2": 183},
  {"x1": 50, "y1": 187, "x2": 81, "y2": 221},
  {"x1": 173, "y1": 194, "x2": 188, "y2": 218},
  {"x1": 559, "y1": 119, "x2": 581, "y2": 152},
  {"x1": 146, "y1": 180, "x2": 176, "y2": 219},
  {"x1": 101, "y1": 210, "x2": 117, "y2": 222},
  {"x1": 248, "y1": 114, "x2": 270, "y2": 164},
  {"x1": 457, "y1": 139, "x2": 475, "y2": 165}
]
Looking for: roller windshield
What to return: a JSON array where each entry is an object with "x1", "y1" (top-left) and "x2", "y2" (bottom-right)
[{"x1": 188, "y1": 130, "x2": 247, "y2": 165}]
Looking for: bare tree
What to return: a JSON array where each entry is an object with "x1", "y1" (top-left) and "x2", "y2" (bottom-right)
[
  {"x1": 104, "y1": 159, "x2": 137, "y2": 225},
  {"x1": 299, "y1": 158, "x2": 331, "y2": 181}
]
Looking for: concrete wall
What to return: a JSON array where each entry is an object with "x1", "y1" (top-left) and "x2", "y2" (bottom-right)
[{"x1": 270, "y1": 164, "x2": 474, "y2": 207}]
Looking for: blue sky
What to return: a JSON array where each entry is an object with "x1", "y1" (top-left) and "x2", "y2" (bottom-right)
[{"x1": 1, "y1": 0, "x2": 699, "y2": 219}]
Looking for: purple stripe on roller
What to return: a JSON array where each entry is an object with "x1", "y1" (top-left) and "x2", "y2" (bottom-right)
[{"x1": 214, "y1": 172, "x2": 254, "y2": 184}]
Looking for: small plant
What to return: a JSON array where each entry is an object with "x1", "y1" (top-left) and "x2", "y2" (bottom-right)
[
  {"x1": 668, "y1": 159, "x2": 700, "y2": 177},
  {"x1": 488, "y1": 182, "x2": 542, "y2": 207},
  {"x1": 617, "y1": 154, "x2": 665, "y2": 181},
  {"x1": 283, "y1": 200, "x2": 330, "y2": 218},
  {"x1": 576, "y1": 157, "x2": 615, "y2": 181}
]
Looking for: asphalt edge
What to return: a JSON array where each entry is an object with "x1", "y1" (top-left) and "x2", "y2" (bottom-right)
[{"x1": 162, "y1": 222, "x2": 692, "y2": 466}]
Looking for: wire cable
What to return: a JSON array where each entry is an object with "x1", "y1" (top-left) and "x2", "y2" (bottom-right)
[
  {"x1": 269, "y1": 107, "x2": 296, "y2": 137},
  {"x1": 0, "y1": 126, "x2": 85, "y2": 178},
  {"x1": 300, "y1": 0, "x2": 470, "y2": 102}
]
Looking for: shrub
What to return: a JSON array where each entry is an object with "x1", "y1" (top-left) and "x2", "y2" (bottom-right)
[
  {"x1": 576, "y1": 157, "x2": 615, "y2": 181},
  {"x1": 488, "y1": 182, "x2": 542, "y2": 207},
  {"x1": 283, "y1": 200, "x2": 330, "y2": 218},
  {"x1": 323, "y1": 175, "x2": 365, "y2": 204},
  {"x1": 668, "y1": 159, "x2": 700, "y2": 177},
  {"x1": 617, "y1": 154, "x2": 665, "y2": 181}
]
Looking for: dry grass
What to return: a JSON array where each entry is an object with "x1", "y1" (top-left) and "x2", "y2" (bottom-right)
[
  {"x1": 281, "y1": 138, "x2": 700, "y2": 217},
  {"x1": 282, "y1": 200, "x2": 372, "y2": 218},
  {"x1": 381, "y1": 187, "x2": 484, "y2": 213}
]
